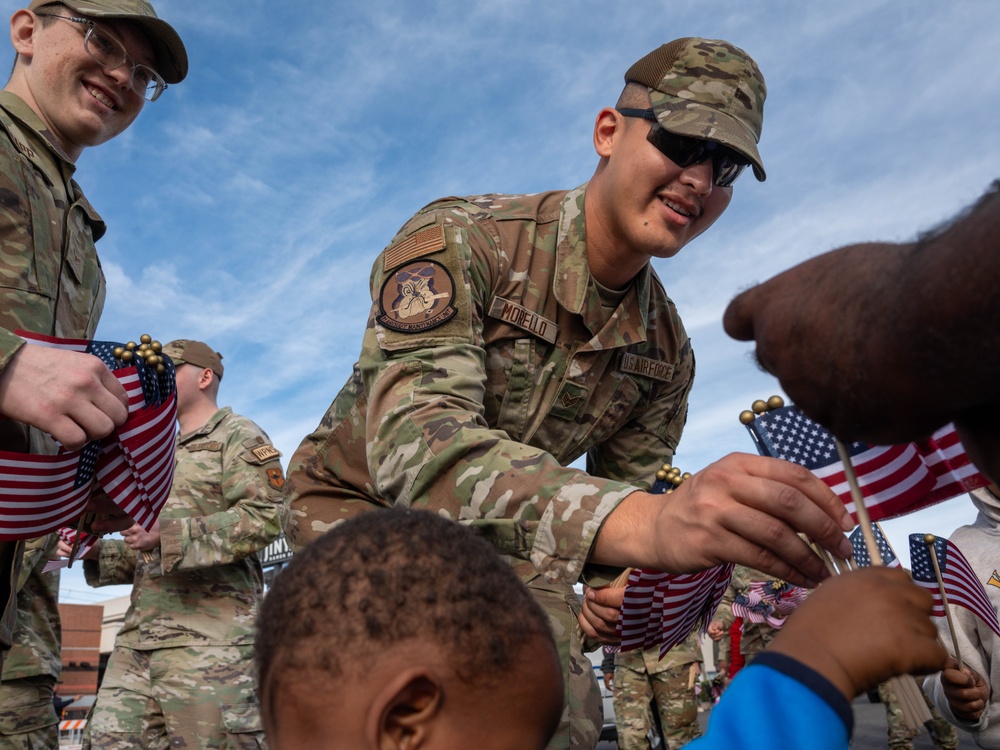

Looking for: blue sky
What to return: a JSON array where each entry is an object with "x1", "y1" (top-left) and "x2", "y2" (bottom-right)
[{"x1": 31, "y1": 0, "x2": 1000, "y2": 604}]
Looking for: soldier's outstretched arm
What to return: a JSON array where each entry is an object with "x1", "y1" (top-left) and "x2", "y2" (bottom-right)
[{"x1": 590, "y1": 452, "x2": 854, "y2": 588}]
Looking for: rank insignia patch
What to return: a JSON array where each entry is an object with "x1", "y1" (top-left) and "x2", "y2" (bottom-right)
[{"x1": 377, "y1": 260, "x2": 457, "y2": 333}]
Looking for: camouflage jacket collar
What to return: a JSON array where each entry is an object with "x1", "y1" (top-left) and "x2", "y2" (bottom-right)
[
  {"x1": 554, "y1": 183, "x2": 653, "y2": 343},
  {"x1": 178, "y1": 406, "x2": 233, "y2": 443}
]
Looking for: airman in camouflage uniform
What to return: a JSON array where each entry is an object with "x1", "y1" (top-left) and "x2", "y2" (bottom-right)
[
  {"x1": 0, "y1": 534, "x2": 62, "y2": 749},
  {"x1": 284, "y1": 38, "x2": 856, "y2": 750},
  {"x1": 877, "y1": 680, "x2": 958, "y2": 750},
  {"x1": 709, "y1": 565, "x2": 785, "y2": 664},
  {"x1": 79, "y1": 341, "x2": 283, "y2": 750},
  {"x1": 0, "y1": 0, "x2": 187, "y2": 673},
  {"x1": 610, "y1": 631, "x2": 703, "y2": 750}
]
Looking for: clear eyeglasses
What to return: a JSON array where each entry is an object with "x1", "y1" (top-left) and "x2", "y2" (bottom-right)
[{"x1": 35, "y1": 12, "x2": 167, "y2": 102}]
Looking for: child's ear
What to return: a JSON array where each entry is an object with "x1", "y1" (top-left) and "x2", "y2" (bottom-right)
[{"x1": 371, "y1": 670, "x2": 443, "y2": 750}]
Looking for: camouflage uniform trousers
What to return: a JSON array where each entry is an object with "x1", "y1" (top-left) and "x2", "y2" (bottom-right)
[
  {"x1": 0, "y1": 675, "x2": 58, "y2": 750},
  {"x1": 612, "y1": 661, "x2": 700, "y2": 750},
  {"x1": 527, "y1": 579, "x2": 603, "y2": 750},
  {"x1": 84, "y1": 644, "x2": 265, "y2": 750},
  {"x1": 877, "y1": 681, "x2": 958, "y2": 750}
]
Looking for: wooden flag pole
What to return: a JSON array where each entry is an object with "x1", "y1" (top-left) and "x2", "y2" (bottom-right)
[
  {"x1": 923, "y1": 534, "x2": 965, "y2": 671},
  {"x1": 67, "y1": 512, "x2": 89, "y2": 568},
  {"x1": 835, "y1": 439, "x2": 883, "y2": 566},
  {"x1": 835, "y1": 439, "x2": 931, "y2": 728}
]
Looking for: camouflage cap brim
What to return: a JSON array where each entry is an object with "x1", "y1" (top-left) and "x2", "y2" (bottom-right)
[
  {"x1": 29, "y1": 0, "x2": 188, "y2": 83},
  {"x1": 627, "y1": 38, "x2": 766, "y2": 182}
]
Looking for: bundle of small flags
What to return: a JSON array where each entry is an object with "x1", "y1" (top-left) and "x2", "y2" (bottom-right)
[
  {"x1": 613, "y1": 463, "x2": 735, "y2": 657},
  {"x1": 0, "y1": 331, "x2": 177, "y2": 559},
  {"x1": 731, "y1": 578, "x2": 809, "y2": 628}
]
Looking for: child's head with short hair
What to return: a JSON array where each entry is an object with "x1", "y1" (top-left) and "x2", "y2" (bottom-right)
[{"x1": 256, "y1": 508, "x2": 564, "y2": 749}]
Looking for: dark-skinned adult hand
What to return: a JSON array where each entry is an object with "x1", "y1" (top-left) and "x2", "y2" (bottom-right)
[{"x1": 723, "y1": 183, "x2": 1000, "y2": 482}]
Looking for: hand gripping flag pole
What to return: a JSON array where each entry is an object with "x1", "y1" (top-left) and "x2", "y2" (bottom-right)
[
  {"x1": 742, "y1": 397, "x2": 932, "y2": 729},
  {"x1": 834, "y1": 436, "x2": 932, "y2": 729}
]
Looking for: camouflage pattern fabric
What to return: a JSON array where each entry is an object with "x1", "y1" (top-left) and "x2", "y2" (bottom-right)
[
  {"x1": 640, "y1": 38, "x2": 767, "y2": 180},
  {"x1": 713, "y1": 564, "x2": 783, "y2": 663},
  {"x1": 529, "y1": 581, "x2": 603, "y2": 749},
  {"x1": 0, "y1": 535, "x2": 62, "y2": 748},
  {"x1": 83, "y1": 644, "x2": 263, "y2": 750},
  {"x1": 612, "y1": 632, "x2": 703, "y2": 750},
  {"x1": 877, "y1": 680, "x2": 958, "y2": 750},
  {"x1": 84, "y1": 408, "x2": 282, "y2": 748},
  {"x1": 283, "y1": 186, "x2": 695, "y2": 747},
  {"x1": 0, "y1": 674, "x2": 59, "y2": 749},
  {"x1": 0, "y1": 91, "x2": 107, "y2": 661}
]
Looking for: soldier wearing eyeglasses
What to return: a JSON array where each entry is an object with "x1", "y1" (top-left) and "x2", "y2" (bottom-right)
[
  {"x1": 285, "y1": 38, "x2": 859, "y2": 749},
  {"x1": 0, "y1": 0, "x2": 185, "y2": 746}
]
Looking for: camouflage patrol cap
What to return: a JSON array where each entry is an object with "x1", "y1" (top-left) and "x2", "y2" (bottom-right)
[
  {"x1": 161, "y1": 340, "x2": 224, "y2": 379},
  {"x1": 625, "y1": 38, "x2": 766, "y2": 181},
  {"x1": 28, "y1": 0, "x2": 188, "y2": 83}
]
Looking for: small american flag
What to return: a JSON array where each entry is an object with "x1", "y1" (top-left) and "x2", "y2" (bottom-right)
[
  {"x1": 849, "y1": 524, "x2": 902, "y2": 569},
  {"x1": 745, "y1": 405, "x2": 988, "y2": 523},
  {"x1": 0, "y1": 332, "x2": 177, "y2": 542},
  {"x1": 909, "y1": 534, "x2": 1000, "y2": 639},
  {"x1": 42, "y1": 526, "x2": 97, "y2": 572},
  {"x1": 731, "y1": 578, "x2": 809, "y2": 627}
]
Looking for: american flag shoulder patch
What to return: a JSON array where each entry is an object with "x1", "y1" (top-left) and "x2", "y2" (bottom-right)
[{"x1": 383, "y1": 225, "x2": 446, "y2": 271}]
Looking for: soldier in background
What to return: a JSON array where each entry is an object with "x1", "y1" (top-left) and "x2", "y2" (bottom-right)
[
  {"x1": 0, "y1": 0, "x2": 187, "y2": 674},
  {"x1": 65, "y1": 340, "x2": 284, "y2": 749},
  {"x1": 0, "y1": 534, "x2": 62, "y2": 748},
  {"x1": 707, "y1": 566, "x2": 788, "y2": 665},
  {"x1": 877, "y1": 680, "x2": 958, "y2": 750},
  {"x1": 284, "y1": 36, "x2": 857, "y2": 749},
  {"x1": 606, "y1": 631, "x2": 703, "y2": 749}
]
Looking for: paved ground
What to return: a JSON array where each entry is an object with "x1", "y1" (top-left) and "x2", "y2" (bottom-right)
[{"x1": 596, "y1": 693, "x2": 976, "y2": 748}]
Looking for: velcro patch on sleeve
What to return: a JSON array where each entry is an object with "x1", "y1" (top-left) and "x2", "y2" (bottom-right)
[
  {"x1": 377, "y1": 260, "x2": 457, "y2": 333},
  {"x1": 488, "y1": 296, "x2": 558, "y2": 344},
  {"x1": 250, "y1": 445, "x2": 281, "y2": 462},
  {"x1": 383, "y1": 224, "x2": 446, "y2": 271},
  {"x1": 619, "y1": 352, "x2": 675, "y2": 382}
]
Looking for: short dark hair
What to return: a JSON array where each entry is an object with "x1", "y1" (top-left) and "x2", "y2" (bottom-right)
[
  {"x1": 256, "y1": 508, "x2": 555, "y2": 690},
  {"x1": 616, "y1": 80, "x2": 652, "y2": 110}
]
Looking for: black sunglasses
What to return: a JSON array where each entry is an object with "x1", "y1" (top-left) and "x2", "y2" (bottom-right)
[{"x1": 616, "y1": 108, "x2": 749, "y2": 188}]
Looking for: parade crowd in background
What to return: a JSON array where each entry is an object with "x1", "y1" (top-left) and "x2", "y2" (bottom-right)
[{"x1": 0, "y1": 1, "x2": 999, "y2": 749}]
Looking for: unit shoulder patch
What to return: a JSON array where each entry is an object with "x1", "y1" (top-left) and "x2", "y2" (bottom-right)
[
  {"x1": 266, "y1": 467, "x2": 285, "y2": 490},
  {"x1": 377, "y1": 259, "x2": 457, "y2": 333}
]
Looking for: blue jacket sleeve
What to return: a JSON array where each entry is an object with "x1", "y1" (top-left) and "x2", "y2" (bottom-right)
[{"x1": 688, "y1": 652, "x2": 853, "y2": 749}]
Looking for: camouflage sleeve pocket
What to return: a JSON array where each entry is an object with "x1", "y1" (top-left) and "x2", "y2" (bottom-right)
[{"x1": 221, "y1": 702, "x2": 264, "y2": 740}]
